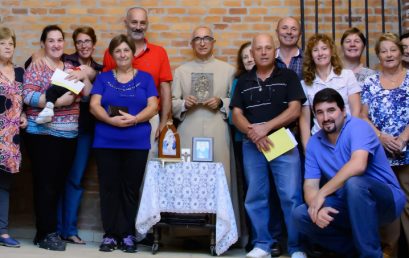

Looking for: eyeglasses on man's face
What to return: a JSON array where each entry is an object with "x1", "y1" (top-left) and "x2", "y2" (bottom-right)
[{"x1": 191, "y1": 36, "x2": 214, "y2": 44}]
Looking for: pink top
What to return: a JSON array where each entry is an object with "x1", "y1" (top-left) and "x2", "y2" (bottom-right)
[{"x1": 0, "y1": 69, "x2": 24, "y2": 173}]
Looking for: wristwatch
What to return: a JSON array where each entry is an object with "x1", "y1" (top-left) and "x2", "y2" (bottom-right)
[{"x1": 218, "y1": 99, "x2": 223, "y2": 109}]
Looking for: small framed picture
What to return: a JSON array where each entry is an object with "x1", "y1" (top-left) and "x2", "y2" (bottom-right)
[{"x1": 192, "y1": 137, "x2": 213, "y2": 162}]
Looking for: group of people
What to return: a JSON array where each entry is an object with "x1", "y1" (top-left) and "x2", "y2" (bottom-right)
[{"x1": 0, "y1": 6, "x2": 408, "y2": 258}]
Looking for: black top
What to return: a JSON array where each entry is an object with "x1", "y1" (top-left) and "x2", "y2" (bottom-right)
[
  {"x1": 14, "y1": 66, "x2": 24, "y2": 83},
  {"x1": 230, "y1": 66, "x2": 306, "y2": 131},
  {"x1": 64, "y1": 53, "x2": 103, "y2": 133}
]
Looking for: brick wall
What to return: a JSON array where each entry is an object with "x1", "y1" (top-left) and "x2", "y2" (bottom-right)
[
  {"x1": 2, "y1": 0, "x2": 406, "y2": 232},
  {"x1": 1, "y1": 0, "x2": 404, "y2": 70}
]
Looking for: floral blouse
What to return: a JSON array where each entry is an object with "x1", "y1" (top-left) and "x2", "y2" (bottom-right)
[
  {"x1": 355, "y1": 67, "x2": 376, "y2": 88},
  {"x1": 361, "y1": 71, "x2": 409, "y2": 166},
  {"x1": 0, "y1": 68, "x2": 24, "y2": 173}
]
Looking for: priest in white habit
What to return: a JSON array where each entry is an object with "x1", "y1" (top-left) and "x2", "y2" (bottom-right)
[{"x1": 172, "y1": 26, "x2": 235, "y2": 186}]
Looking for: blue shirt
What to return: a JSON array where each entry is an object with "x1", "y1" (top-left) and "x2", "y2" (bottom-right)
[
  {"x1": 91, "y1": 70, "x2": 158, "y2": 149},
  {"x1": 275, "y1": 48, "x2": 303, "y2": 80},
  {"x1": 305, "y1": 116, "x2": 404, "y2": 207},
  {"x1": 361, "y1": 72, "x2": 409, "y2": 166}
]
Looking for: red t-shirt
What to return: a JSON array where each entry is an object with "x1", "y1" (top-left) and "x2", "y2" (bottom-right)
[{"x1": 103, "y1": 39, "x2": 173, "y2": 88}]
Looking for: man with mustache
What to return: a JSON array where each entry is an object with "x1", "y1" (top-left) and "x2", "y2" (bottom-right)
[
  {"x1": 400, "y1": 33, "x2": 409, "y2": 69},
  {"x1": 231, "y1": 33, "x2": 306, "y2": 258},
  {"x1": 275, "y1": 17, "x2": 303, "y2": 80},
  {"x1": 293, "y1": 88, "x2": 405, "y2": 257},
  {"x1": 103, "y1": 7, "x2": 172, "y2": 153}
]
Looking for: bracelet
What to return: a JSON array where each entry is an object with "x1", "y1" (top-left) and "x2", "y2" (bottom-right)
[{"x1": 377, "y1": 131, "x2": 382, "y2": 138}]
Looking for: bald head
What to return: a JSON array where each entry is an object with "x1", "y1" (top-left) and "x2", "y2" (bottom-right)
[
  {"x1": 126, "y1": 7, "x2": 148, "y2": 20},
  {"x1": 252, "y1": 33, "x2": 274, "y2": 48},
  {"x1": 125, "y1": 7, "x2": 148, "y2": 41},
  {"x1": 277, "y1": 17, "x2": 300, "y2": 30},
  {"x1": 191, "y1": 26, "x2": 213, "y2": 40},
  {"x1": 191, "y1": 26, "x2": 215, "y2": 60},
  {"x1": 251, "y1": 34, "x2": 276, "y2": 69},
  {"x1": 276, "y1": 16, "x2": 301, "y2": 48}
]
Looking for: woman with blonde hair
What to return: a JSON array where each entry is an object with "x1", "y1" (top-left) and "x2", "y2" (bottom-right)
[
  {"x1": 361, "y1": 32, "x2": 409, "y2": 257},
  {"x1": 0, "y1": 26, "x2": 27, "y2": 248},
  {"x1": 299, "y1": 33, "x2": 361, "y2": 150}
]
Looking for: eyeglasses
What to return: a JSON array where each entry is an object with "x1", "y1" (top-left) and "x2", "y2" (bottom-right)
[
  {"x1": 75, "y1": 39, "x2": 93, "y2": 46},
  {"x1": 191, "y1": 36, "x2": 214, "y2": 44}
]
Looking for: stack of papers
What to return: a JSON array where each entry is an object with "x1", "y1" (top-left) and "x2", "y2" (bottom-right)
[
  {"x1": 50, "y1": 68, "x2": 85, "y2": 94},
  {"x1": 262, "y1": 128, "x2": 298, "y2": 161}
]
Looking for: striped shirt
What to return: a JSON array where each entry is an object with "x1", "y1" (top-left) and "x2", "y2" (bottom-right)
[{"x1": 23, "y1": 62, "x2": 79, "y2": 138}]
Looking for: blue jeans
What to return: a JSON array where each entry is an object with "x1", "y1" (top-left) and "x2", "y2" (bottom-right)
[
  {"x1": 242, "y1": 138, "x2": 303, "y2": 254},
  {"x1": 57, "y1": 132, "x2": 92, "y2": 238},
  {"x1": 293, "y1": 176, "x2": 405, "y2": 258}
]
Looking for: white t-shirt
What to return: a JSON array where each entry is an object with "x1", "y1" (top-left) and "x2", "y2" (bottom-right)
[{"x1": 301, "y1": 68, "x2": 361, "y2": 134}]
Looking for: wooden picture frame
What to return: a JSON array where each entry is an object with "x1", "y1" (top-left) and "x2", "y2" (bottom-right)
[
  {"x1": 158, "y1": 122, "x2": 181, "y2": 159},
  {"x1": 192, "y1": 137, "x2": 213, "y2": 162}
]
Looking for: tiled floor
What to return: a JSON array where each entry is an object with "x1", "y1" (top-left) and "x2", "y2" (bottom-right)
[
  {"x1": 1, "y1": 238, "x2": 291, "y2": 258},
  {"x1": 6, "y1": 224, "x2": 291, "y2": 258}
]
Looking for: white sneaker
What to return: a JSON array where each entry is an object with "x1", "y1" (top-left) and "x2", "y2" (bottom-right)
[
  {"x1": 35, "y1": 102, "x2": 54, "y2": 124},
  {"x1": 291, "y1": 251, "x2": 307, "y2": 258},
  {"x1": 246, "y1": 247, "x2": 270, "y2": 258}
]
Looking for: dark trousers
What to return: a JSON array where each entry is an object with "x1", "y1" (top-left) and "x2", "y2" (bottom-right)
[
  {"x1": 46, "y1": 85, "x2": 69, "y2": 104},
  {"x1": 95, "y1": 148, "x2": 148, "y2": 239},
  {"x1": 0, "y1": 170, "x2": 12, "y2": 235},
  {"x1": 25, "y1": 133, "x2": 77, "y2": 240},
  {"x1": 293, "y1": 176, "x2": 404, "y2": 258}
]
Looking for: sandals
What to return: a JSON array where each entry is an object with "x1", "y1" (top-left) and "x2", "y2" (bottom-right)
[{"x1": 62, "y1": 235, "x2": 86, "y2": 245}]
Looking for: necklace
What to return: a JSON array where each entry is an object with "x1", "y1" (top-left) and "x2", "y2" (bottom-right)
[
  {"x1": 256, "y1": 68, "x2": 273, "y2": 92},
  {"x1": 0, "y1": 62, "x2": 14, "y2": 83},
  {"x1": 381, "y1": 68, "x2": 405, "y2": 87},
  {"x1": 110, "y1": 68, "x2": 139, "y2": 92},
  {"x1": 256, "y1": 76, "x2": 262, "y2": 92},
  {"x1": 113, "y1": 68, "x2": 135, "y2": 83}
]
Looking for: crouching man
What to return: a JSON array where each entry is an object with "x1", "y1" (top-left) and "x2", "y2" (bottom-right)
[{"x1": 293, "y1": 88, "x2": 405, "y2": 257}]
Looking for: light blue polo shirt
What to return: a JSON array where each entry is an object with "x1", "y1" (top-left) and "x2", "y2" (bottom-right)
[{"x1": 305, "y1": 115, "x2": 404, "y2": 210}]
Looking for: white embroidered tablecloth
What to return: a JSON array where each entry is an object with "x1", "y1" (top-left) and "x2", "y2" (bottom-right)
[{"x1": 136, "y1": 161, "x2": 238, "y2": 255}]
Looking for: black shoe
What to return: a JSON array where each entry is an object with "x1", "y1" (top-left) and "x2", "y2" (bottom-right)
[
  {"x1": 99, "y1": 237, "x2": 117, "y2": 252},
  {"x1": 121, "y1": 235, "x2": 137, "y2": 253},
  {"x1": 271, "y1": 243, "x2": 282, "y2": 257},
  {"x1": 37, "y1": 232, "x2": 66, "y2": 251}
]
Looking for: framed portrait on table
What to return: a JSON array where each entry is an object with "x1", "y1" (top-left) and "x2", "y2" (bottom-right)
[
  {"x1": 158, "y1": 121, "x2": 181, "y2": 159},
  {"x1": 192, "y1": 137, "x2": 213, "y2": 162}
]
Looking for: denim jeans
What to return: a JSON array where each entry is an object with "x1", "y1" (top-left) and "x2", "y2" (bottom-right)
[
  {"x1": 242, "y1": 138, "x2": 303, "y2": 254},
  {"x1": 293, "y1": 175, "x2": 405, "y2": 258},
  {"x1": 57, "y1": 132, "x2": 92, "y2": 238},
  {"x1": 0, "y1": 171, "x2": 12, "y2": 235}
]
